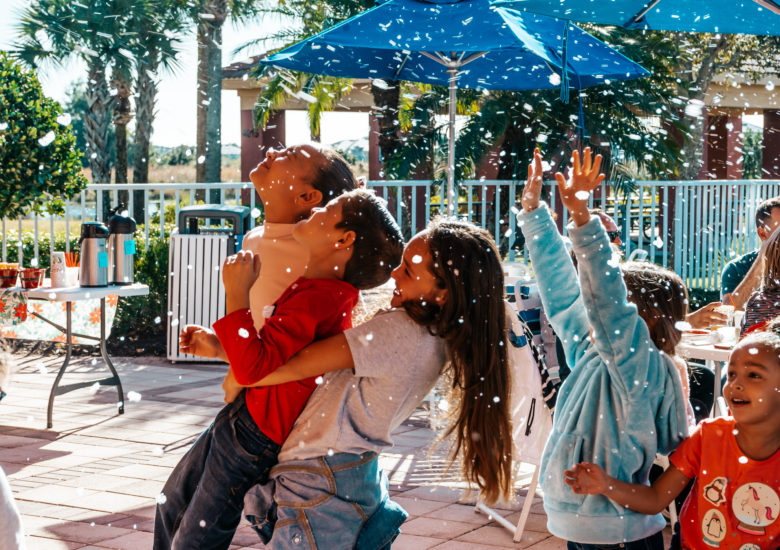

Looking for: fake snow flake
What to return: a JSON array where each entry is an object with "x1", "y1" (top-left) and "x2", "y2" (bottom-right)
[
  {"x1": 56, "y1": 114, "x2": 71, "y2": 126},
  {"x1": 674, "y1": 321, "x2": 692, "y2": 331},
  {"x1": 251, "y1": 208, "x2": 261, "y2": 218},
  {"x1": 238, "y1": 328, "x2": 250, "y2": 338},
  {"x1": 0, "y1": 122, "x2": 7, "y2": 130},
  {"x1": 315, "y1": 376, "x2": 324, "y2": 385},
  {"x1": 748, "y1": 347, "x2": 758, "y2": 355},
  {"x1": 38, "y1": 365, "x2": 48, "y2": 375},
  {"x1": 38, "y1": 131, "x2": 56, "y2": 147},
  {"x1": 653, "y1": 237, "x2": 664, "y2": 249},
  {"x1": 548, "y1": 73, "x2": 561, "y2": 86},
  {"x1": 199, "y1": 520, "x2": 206, "y2": 527},
  {"x1": 262, "y1": 305, "x2": 275, "y2": 319},
  {"x1": 154, "y1": 316, "x2": 161, "y2": 324},
  {"x1": 327, "y1": 448, "x2": 334, "y2": 456},
  {"x1": 156, "y1": 492, "x2": 167, "y2": 504},
  {"x1": 411, "y1": 254, "x2": 423, "y2": 264},
  {"x1": 197, "y1": 155, "x2": 205, "y2": 164},
  {"x1": 767, "y1": 81, "x2": 775, "y2": 91},
  {"x1": 738, "y1": 456, "x2": 748, "y2": 464},
  {"x1": 171, "y1": 318, "x2": 179, "y2": 327},
  {"x1": 89, "y1": 382, "x2": 100, "y2": 394},
  {"x1": 574, "y1": 191, "x2": 589, "y2": 200},
  {"x1": 127, "y1": 391, "x2": 142, "y2": 402},
  {"x1": 607, "y1": 254, "x2": 621, "y2": 268},
  {"x1": 492, "y1": 396, "x2": 500, "y2": 403}
]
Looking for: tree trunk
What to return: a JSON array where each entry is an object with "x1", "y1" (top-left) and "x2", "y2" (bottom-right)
[
  {"x1": 205, "y1": 21, "x2": 222, "y2": 189},
  {"x1": 195, "y1": 22, "x2": 209, "y2": 193},
  {"x1": 133, "y1": 57, "x2": 157, "y2": 223},
  {"x1": 113, "y1": 75, "x2": 132, "y2": 185},
  {"x1": 84, "y1": 61, "x2": 113, "y2": 183},
  {"x1": 371, "y1": 80, "x2": 400, "y2": 178}
]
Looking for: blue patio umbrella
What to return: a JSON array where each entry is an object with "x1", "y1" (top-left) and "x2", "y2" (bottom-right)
[
  {"x1": 261, "y1": 0, "x2": 648, "y2": 215},
  {"x1": 491, "y1": 0, "x2": 780, "y2": 36}
]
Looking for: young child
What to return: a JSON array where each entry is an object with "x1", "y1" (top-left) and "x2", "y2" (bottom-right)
[
  {"x1": 153, "y1": 189, "x2": 404, "y2": 549},
  {"x1": 223, "y1": 219, "x2": 518, "y2": 547},
  {"x1": 742, "y1": 226, "x2": 780, "y2": 336},
  {"x1": 180, "y1": 143, "x2": 357, "y2": 360},
  {"x1": 519, "y1": 148, "x2": 691, "y2": 549},
  {"x1": 564, "y1": 320, "x2": 780, "y2": 549}
]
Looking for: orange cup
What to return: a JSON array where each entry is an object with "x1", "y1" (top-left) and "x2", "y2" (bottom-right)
[{"x1": 20, "y1": 268, "x2": 46, "y2": 289}]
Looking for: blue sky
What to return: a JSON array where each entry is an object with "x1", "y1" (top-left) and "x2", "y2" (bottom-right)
[{"x1": 0, "y1": 0, "x2": 369, "y2": 148}]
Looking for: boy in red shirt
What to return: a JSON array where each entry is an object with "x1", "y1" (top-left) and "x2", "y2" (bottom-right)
[
  {"x1": 154, "y1": 189, "x2": 404, "y2": 550},
  {"x1": 563, "y1": 321, "x2": 780, "y2": 550}
]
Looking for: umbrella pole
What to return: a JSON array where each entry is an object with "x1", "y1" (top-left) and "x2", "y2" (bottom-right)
[{"x1": 447, "y1": 66, "x2": 457, "y2": 217}]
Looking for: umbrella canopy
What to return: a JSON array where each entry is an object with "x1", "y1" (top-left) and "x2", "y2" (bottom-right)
[
  {"x1": 491, "y1": 0, "x2": 780, "y2": 36},
  {"x1": 261, "y1": 0, "x2": 649, "y2": 214}
]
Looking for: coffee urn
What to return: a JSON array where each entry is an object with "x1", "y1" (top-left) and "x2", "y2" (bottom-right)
[
  {"x1": 107, "y1": 213, "x2": 137, "y2": 285},
  {"x1": 79, "y1": 222, "x2": 110, "y2": 287}
]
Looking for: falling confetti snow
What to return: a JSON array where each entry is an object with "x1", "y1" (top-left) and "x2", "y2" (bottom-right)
[
  {"x1": 56, "y1": 113, "x2": 72, "y2": 126},
  {"x1": 127, "y1": 391, "x2": 142, "y2": 402},
  {"x1": 38, "y1": 131, "x2": 55, "y2": 146},
  {"x1": 574, "y1": 191, "x2": 590, "y2": 200},
  {"x1": 411, "y1": 255, "x2": 423, "y2": 264},
  {"x1": 238, "y1": 328, "x2": 250, "y2": 338}
]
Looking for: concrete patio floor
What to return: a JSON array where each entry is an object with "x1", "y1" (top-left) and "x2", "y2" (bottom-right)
[{"x1": 0, "y1": 349, "x2": 670, "y2": 549}]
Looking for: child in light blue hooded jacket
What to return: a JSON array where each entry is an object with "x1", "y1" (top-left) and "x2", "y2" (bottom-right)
[{"x1": 518, "y1": 148, "x2": 691, "y2": 549}]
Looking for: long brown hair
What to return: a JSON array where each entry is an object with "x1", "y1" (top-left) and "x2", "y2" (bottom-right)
[
  {"x1": 403, "y1": 218, "x2": 513, "y2": 504},
  {"x1": 761, "y1": 225, "x2": 780, "y2": 293}
]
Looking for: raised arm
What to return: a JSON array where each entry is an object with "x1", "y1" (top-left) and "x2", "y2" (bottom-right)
[
  {"x1": 517, "y1": 148, "x2": 591, "y2": 365},
  {"x1": 558, "y1": 149, "x2": 660, "y2": 395}
]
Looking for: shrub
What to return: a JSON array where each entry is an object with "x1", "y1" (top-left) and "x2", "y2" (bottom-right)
[{"x1": 0, "y1": 52, "x2": 87, "y2": 219}]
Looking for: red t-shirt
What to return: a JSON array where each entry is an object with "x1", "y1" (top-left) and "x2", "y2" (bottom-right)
[
  {"x1": 213, "y1": 277, "x2": 359, "y2": 445},
  {"x1": 670, "y1": 417, "x2": 780, "y2": 549}
]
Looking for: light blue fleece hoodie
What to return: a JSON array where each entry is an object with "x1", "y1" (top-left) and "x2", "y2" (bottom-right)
[{"x1": 518, "y1": 204, "x2": 689, "y2": 544}]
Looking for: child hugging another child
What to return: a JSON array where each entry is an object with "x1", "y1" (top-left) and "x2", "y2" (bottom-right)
[
  {"x1": 519, "y1": 148, "x2": 691, "y2": 549},
  {"x1": 224, "y1": 219, "x2": 516, "y2": 548},
  {"x1": 566, "y1": 319, "x2": 780, "y2": 549},
  {"x1": 154, "y1": 188, "x2": 404, "y2": 549}
]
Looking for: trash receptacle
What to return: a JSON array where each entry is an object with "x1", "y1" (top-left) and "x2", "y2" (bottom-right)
[{"x1": 167, "y1": 205, "x2": 251, "y2": 361}]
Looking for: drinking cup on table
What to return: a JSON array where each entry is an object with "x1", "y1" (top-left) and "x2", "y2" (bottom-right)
[
  {"x1": 710, "y1": 304, "x2": 735, "y2": 330},
  {"x1": 20, "y1": 268, "x2": 46, "y2": 289}
]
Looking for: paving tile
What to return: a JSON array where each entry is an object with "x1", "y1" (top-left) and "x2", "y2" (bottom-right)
[
  {"x1": 424, "y1": 503, "x2": 496, "y2": 525},
  {"x1": 392, "y1": 495, "x2": 451, "y2": 516},
  {"x1": 23, "y1": 536, "x2": 82, "y2": 549},
  {"x1": 96, "y1": 530, "x2": 154, "y2": 549},
  {"x1": 393, "y1": 533, "x2": 445, "y2": 550},
  {"x1": 401, "y1": 517, "x2": 477, "y2": 539},
  {"x1": 456, "y1": 524, "x2": 549, "y2": 548}
]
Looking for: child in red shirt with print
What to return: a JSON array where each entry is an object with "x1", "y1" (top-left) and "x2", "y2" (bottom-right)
[
  {"x1": 564, "y1": 319, "x2": 780, "y2": 550},
  {"x1": 153, "y1": 189, "x2": 404, "y2": 550}
]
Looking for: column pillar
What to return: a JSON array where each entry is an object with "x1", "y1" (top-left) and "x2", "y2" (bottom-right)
[{"x1": 763, "y1": 109, "x2": 780, "y2": 179}]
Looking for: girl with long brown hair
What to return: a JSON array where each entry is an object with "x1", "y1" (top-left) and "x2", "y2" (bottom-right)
[{"x1": 224, "y1": 218, "x2": 515, "y2": 548}]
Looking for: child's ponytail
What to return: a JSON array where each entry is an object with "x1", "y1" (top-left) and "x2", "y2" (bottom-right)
[{"x1": 404, "y1": 219, "x2": 513, "y2": 504}]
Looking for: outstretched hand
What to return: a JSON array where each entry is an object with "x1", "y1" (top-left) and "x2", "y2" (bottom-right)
[
  {"x1": 521, "y1": 148, "x2": 544, "y2": 212},
  {"x1": 180, "y1": 325, "x2": 225, "y2": 359},
  {"x1": 556, "y1": 148, "x2": 605, "y2": 227},
  {"x1": 563, "y1": 462, "x2": 610, "y2": 495}
]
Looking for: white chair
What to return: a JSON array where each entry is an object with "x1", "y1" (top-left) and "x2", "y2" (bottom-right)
[{"x1": 474, "y1": 304, "x2": 553, "y2": 542}]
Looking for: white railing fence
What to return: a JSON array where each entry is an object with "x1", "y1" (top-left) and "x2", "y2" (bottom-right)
[{"x1": 2, "y1": 179, "x2": 779, "y2": 291}]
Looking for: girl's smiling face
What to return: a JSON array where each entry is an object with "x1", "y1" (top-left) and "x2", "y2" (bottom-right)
[
  {"x1": 723, "y1": 340, "x2": 780, "y2": 426},
  {"x1": 390, "y1": 234, "x2": 446, "y2": 309}
]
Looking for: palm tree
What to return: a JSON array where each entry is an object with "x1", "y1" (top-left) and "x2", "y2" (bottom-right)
[
  {"x1": 189, "y1": 0, "x2": 261, "y2": 185},
  {"x1": 15, "y1": 0, "x2": 134, "y2": 184},
  {"x1": 132, "y1": 0, "x2": 184, "y2": 186}
]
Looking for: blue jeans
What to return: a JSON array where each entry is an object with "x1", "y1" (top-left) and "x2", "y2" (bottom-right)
[
  {"x1": 567, "y1": 530, "x2": 664, "y2": 550},
  {"x1": 153, "y1": 392, "x2": 281, "y2": 550}
]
